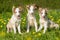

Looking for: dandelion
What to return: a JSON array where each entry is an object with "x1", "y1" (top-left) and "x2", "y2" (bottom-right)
[
  {"x1": 21, "y1": 18, "x2": 23, "y2": 20},
  {"x1": 32, "y1": 32, "x2": 35, "y2": 34},
  {"x1": 58, "y1": 19, "x2": 60, "y2": 21},
  {"x1": 50, "y1": 16, "x2": 53, "y2": 18},
  {"x1": 26, "y1": 36, "x2": 32, "y2": 40},
  {"x1": 0, "y1": 19, "x2": 2, "y2": 21},
  {"x1": 7, "y1": 18, "x2": 10, "y2": 21},
  {"x1": 4, "y1": 20, "x2": 7, "y2": 22},
  {"x1": 22, "y1": 22, "x2": 25, "y2": 24},
  {"x1": 56, "y1": 37, "x2": 59, "y2": 40},
  {"x1": 1, "y1": 21, "x2": 4, "y2": 23},
  {"x1": 35, "y1": 35, "x2": 38, "y2": 37},
  {"x1": 23, "y1": 19, "x2": 26, "y2": 21},
  {"x1": 51, "y1": 18, "x2": 54, "y2": 21},
  {"x1": 57, "y1": 20, "x2": 59, "y2": 23},
  {"x1": 4, "y1": 22, "x2": 6, "y2": 25},
  {"x1": 0, "y1": 31, "x2": 6, "y2": 37},
  {"x1": 57, "y1": 19, "x2": 60, "y2": 23},
  {"x1": 0, "y1": 25, "x2": 3, "y2": 28},
  {"x1": 38, "y1": 33, "x2": 41, "y2": 36}
]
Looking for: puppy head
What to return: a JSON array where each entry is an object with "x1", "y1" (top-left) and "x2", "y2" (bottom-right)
[
  {"x1": 26, "y1": 4, "x2": 38, "y2": 13},
  {"x1": 26, "y1": 5, "x2": 30, "y2": 10},
  {"x1": 12, "y1": 6, "x2": 22, "y2": 18},
  {"x1": 32, "y1": 4, "x2": 38, "y2": 9},
  {"x1": 26, "y1": 4, "x2": 38, "y2": 10},
  {"x1": 39, "y1": 8, "x2": 48, "y2": 18}
]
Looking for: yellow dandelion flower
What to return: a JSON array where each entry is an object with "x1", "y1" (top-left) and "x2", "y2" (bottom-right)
[
  {"x1": 26, "y1": 36, "x2": 32, "y2": 40},
  {"x1": 1, "y1": 21, "x2": 4, "y2": 23},
  {"x1": 38, "y1": 33, "x2": 41, "y2": 36},
  {"x1": 0, "y1": 25, "x2": 3, "y2": 28},
  {"x1": 22, "y1": 22, "x2": 25, "y2": 24},
  {"x1": 4, "y1": 22, "x2": 6, "y2": 25},
  {"x1": 57, "y1": 20, "x2": 59, "y2": 23},
  {"x1": 58, "y1": 19, "x2": 60, "y2": 21},
  {"x1": 35, "y1": 35, "x2": 38, "y2": 37},
  {"x1": 23, "y1": 19, "x2": 26, "y2": 21},
  {"x1": 0, "y1": 19, "x2": 2, "y2": 21},
  {"x1": 21, "y1": 18, "x2": 23, "y2": 20},
  {"x1": 51, "y1": 18, "x2": 54, "y2": 21},
  {"x1": 0, "y1": 31, "x2": 6, "y2": 37},
  {"x1": 7, "y1": 18, "x2": 10, "y2": 21},
  {"x1": 32, "y1": 32, "x2": 35, "y2": 34},
  {"x1": 50, "y1": 16, "x2": 53, "y2": 18},
  {"x1": 56, "y1": 37, "x2": 59, "y2": 40}
]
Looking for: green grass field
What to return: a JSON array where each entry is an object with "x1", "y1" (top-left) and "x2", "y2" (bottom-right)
[{"x1": 0, "y1": 10, "x2": 60, "y2": 40}]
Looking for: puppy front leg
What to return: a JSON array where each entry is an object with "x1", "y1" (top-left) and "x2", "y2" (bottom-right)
[
  {"x1": 13, "y1": 25, "x2": 16, "y2": 34},
  {"x1": 38, "y1": 24, "x2": 43, "y2": 32},
  {"x1": 17, "y1": 24, "x2": 21, "y2": 34},
  {"x1": 27, "y1": 23, "x2": 29, "y2": 33},
  {"x1": 34, "y1": 20, "x2": 38, "y2": 32},
  {"x1": 7, "y1": 27, "x2": 9, "y2": 33},
  {"x1": 43, "y1": 23, "x2": 48, "y2": 34}
]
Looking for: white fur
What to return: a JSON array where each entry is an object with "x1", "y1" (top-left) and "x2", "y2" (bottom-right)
[
  {"x1": 15, "y1": 8, "x2": 20, "y2": 16},
  {"x1": 38, "y1": 9, "x2": 59, "y2": 34},
  {"x1": 27, "y1": 5, "x2": 38, "y2": 33},
  {"x1": 7, "y1": 7, "x2": 21, "y2": 34},
  {"x1": 41, "y1": 9, "x2": 45, "y2": 17}
]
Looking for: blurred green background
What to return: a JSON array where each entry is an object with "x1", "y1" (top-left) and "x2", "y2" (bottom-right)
[
  {"x1": 0, "y1": 0, "x2": 60, "y2": 13},
  {"x1": 0, "y1": 0, "x2": 60, "y2": 40}
]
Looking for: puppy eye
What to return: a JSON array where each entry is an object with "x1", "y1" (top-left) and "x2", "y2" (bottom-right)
[
  {"x1": 46, "y1": 13, "x2": 47, "y2": 14},
  {"x1": 41, "y1": 13, "x2": 43, "y2": 14}
]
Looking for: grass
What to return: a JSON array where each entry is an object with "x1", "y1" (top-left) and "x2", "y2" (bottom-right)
[{"x1": 0, "y1": 10, "x2": 60, "y2": 40}]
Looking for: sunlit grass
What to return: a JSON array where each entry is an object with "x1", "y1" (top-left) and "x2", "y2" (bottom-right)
[{"x1": 0, "y1": 10, "x2": 60, "y2": 40}]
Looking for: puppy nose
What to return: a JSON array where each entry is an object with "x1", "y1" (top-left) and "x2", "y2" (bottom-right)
[
  {"x1": 18, "y1": 15, "x2": 20, "y2": 17},
  {"x1": 31, "y1": 13, "x2": 33, "y2": 14},
  {"x1": 43, "y1": 16, "x2": 45, "y2": 18}
]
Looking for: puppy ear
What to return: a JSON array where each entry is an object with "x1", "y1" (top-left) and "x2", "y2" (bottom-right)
[
  {"x1": 33, "y1": 4, "x2": 38, "y2": 9},
  {"x1": 45, "y1": 8, "x2": 48, "y2": 14},
  {"x1": 26, "y1": 5, "x2": 30, "y2": 9},
  {"x1": 39, "y1": 7, "x2": 42, "y2": 14},
  {"x1": 39, "y1": 7, "x2": 42, "y2": 12},
  {"x1": 45, "y1": 8, "x2": 48, "y2": 12},
  {"x1": 12, "y1": 5, "x2": 16, "y2": 13},
  {"x1": 19, "y1": 6, "x2": 23, "y2": 11}
]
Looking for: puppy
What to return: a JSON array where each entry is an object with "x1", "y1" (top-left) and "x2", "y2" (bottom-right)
[
  {"x1": 26, "y1": 4, "x2": 38, "y2": 33},
  {"x1": 38, "y1": 8, "x2": 59, "y2": 34},
  {"x1": 7, "y1": 6, "x2": 22, "y2": 34}
]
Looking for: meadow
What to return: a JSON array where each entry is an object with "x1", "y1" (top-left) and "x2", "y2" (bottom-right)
[{"x1": 0, "y1": 9, "x2": 60, "y2": 40}]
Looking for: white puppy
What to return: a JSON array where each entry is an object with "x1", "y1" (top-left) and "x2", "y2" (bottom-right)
[
  {"x1": 26, "y1": 4, "x2": 38, "y2": 33},
  {"x1": 38, "y1": 8, "x2": 59, "y2": 34},
  {"x1": 7, "y1": 6, "x2": 22, "y2": 34}
]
